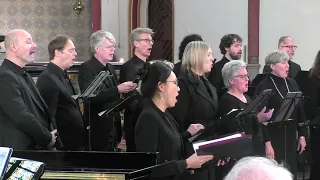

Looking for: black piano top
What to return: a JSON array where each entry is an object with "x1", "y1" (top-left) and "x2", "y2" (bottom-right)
[
  {"x1": 25, "y1": 61, "x2": 123, "y2": 76},
  {"x1": 12, "y1": 150, "x2": 158, "y2": 173}
]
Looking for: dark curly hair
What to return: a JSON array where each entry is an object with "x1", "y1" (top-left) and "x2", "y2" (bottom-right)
[
  {"x1": 219, "y1": 34, "x2": 242, "y2": 55},
  {"x1": 178, "y1": 34, "x2": 203, "y2": 60}
]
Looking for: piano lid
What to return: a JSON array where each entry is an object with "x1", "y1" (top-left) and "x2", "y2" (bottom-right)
[{"x1": 12, "y1": 151, "x2": 158, "y2": 172}]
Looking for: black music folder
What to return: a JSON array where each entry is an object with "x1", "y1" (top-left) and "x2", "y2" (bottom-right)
[
  {"x1": 272, "y1": 91, "x2": 302, "y2": 124},
  {"x1": 193, "y1": 133, "x2": 252, "y2": 161}
]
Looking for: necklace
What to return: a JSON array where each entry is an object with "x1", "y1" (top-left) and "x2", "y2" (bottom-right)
[{"x1": 269, "y1": 76, "x2": 290, "y2": 99}]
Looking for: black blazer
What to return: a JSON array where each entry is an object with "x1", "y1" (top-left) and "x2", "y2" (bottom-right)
[
  {"x1": 263, "y1": 60, "x2": 301, "y2": 78},
  {"x1": 173, "y1": 62, "x2": 182, "y2": 77},
  {"x1": 0, "y1": 59, "x2": 53, "y2": 150},
  {"x1": 37, "y1": 62, "x2": 85, "y2": 150},
  {"x1": 207, "y1": 56, "x2": 229, "y2": 98},
  {"x1": 78, "y1": 56, "x2": 121, "y2": 150},
  {"x1": 119, "y1": 55, "x2": 145, "y2": 151},
  {"x1": 135, "y1": 99, "x2": 188, "y2": 180},
  {"x1": 169, "y1": 71, "x2": 218, "y2": 154}
]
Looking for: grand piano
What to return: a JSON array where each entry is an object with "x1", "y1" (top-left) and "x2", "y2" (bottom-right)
[{"x1": 10, "y1": 150, "x2": 160, "y2": 180}]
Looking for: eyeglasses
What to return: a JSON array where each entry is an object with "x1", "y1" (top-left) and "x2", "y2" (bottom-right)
[
  {"x1": 137, "y1": 39, "x2": 154, "y2": 44},
  {"x1": 101, "y1": 45, "x2": 117, "y2": 50},
  {"x1": 281, "y1": 45, "x2": 297, "y2": 50},
  {"x1": 166, "y1": 80, "x2": 178, "y2": 86},
  {"x1": 234, "y1": 74, "x2": 250, "y2": 80}
]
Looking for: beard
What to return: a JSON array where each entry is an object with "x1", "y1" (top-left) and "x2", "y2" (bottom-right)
[{"x1": 230, "y1": 51, "x2": 242, "y2": 60}]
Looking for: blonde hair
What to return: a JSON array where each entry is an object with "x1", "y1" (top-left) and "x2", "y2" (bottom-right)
[{"x1": 181, "y1": 41, "x2": 210, "y2": 75}]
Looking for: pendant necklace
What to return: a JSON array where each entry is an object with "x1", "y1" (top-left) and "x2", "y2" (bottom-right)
[{"x1": 269, "y1": 76, "x2": 290, "y2": 99}]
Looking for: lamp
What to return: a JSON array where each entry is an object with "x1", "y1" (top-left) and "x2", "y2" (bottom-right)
[{"x1": 73, "y1": 0, "x2": 85, "y2": 18}]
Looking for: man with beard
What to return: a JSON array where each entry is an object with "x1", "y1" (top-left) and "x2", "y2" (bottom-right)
[
  {"x1": 119, "y1": 27, "x2": 154, "y2": 151},
  {"x1": 78, "y1": 30, "x2": 137, "y2": 151},
  {"x1": 263, "y1": 36, "x2": 301, "y2": 78},
  {"x1": 207, "y1": 34, "x2": 243, "y2": 98}
]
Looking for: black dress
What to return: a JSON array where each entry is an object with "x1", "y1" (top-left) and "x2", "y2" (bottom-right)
[
  {"x1": 217, "y1": 93, "x2": 264, "y2": 154},
  {"x1": 254, "y1": 73, "x2": 307, "y2": 177},
  {"x1": 308, "y1": 74, "x2": 320, "y2": 180},
  {"x1": 135, "y1": 99, "x2": 189, "y2": 180}
]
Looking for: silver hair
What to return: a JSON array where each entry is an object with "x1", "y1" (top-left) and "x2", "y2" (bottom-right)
[
  {"x1": 224, "y1": 156, "x2": 293, "y2": 180},
  {"x1": 278, "y1": 36, "x2": 292, "y2": 48},
  {"x1": 221, "y1": 60, "x2": 247, "y2": 89},
  {"x1": 265, "y1": 50, "x2": 289, "y2": 65},
  {"x1": 130, "y1": 27, "x2": 154, "y2": 47},
  {"x1": 90, "y1": 30, "x2": 116, "y2": 53}
]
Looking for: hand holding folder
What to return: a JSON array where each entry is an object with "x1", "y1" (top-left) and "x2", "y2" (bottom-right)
[{"x1": 193, "y1": 132, "x2": 252, "y2": 162}]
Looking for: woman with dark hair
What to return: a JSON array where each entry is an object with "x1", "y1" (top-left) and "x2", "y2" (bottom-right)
[
  {"x1": 135, "y1": 60, "x2": 213, "y2": 180},
  {"x1": 308, "y1": 50, "x2": 320, "y2": 180}
]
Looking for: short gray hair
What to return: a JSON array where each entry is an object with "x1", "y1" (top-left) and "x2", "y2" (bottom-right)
[
  {"x1": 130, "y1": 27, "x2": 154, "y2": 47},
  {"x1": 278, "y1": 36, "x2": 292, "y2": 48},
  {"x1": 224, "y1": 156, "x2": 292, "y2": 180},
  {"x1": 221, "y1": 60, "x2": 247, "y2": 89},
  {"x1": 265, "y1": 50, "x2": 289, "y2": 65},
  {"x1": 90, "y1": 30, "x2": 116, "y2": 53}
]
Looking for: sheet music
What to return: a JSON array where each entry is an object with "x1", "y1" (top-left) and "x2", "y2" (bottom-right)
[
  {"x1": 193, "y1": 133, "x2": 242, "y2": 151},
  {"x1": 0, "y1": 147, "x2": 12, "y2": 177},
  {"x1": 227, "y1": 108, "x2": 241, "y2": 115}
]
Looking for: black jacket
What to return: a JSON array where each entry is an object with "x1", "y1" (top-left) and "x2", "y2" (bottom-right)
[
  {"x1": 78, "y1": 56, "x2": 121, "y2": 150},
  {"x1": 0, "y1": 59, "x2": 54, "y2": 150},
  {"x1": 37, "y1": 62, "x2": 85, "y2": 150},
  {"x1": 135, "y1": 99, "x2": 188, "y2": 180},
  {"x1": 207, "y1": 56, "x2": 229, "y2": 98}
]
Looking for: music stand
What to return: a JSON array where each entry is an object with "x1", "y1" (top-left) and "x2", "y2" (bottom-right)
[
  {"x1": 271, "y1": 91, "x2": 302, "y2": 167},
  {"x1": 98, "y1": 90, "x2": 139, "y2": 151},
  {"x1": 74, "y1": 71, "x2": 112, "y2": 151}
]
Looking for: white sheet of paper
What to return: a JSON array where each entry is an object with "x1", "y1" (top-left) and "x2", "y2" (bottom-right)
[{"x1": 192, "y1": 133, "x2": 242, "y2": 151}]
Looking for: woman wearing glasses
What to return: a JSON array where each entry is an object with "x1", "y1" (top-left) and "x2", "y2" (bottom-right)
[
  {"x1": 169, "y1": 41, "x2": 222, "y2": 180},
  {"x1": 255, "y1": 50, "x2": 307, "y2": 179},
  {"x1": 217, "y1": 60, "x2": 273, "y2": 152},
  {"x1": 135, "y1": 60, "x2": 213, "y2": 180}
]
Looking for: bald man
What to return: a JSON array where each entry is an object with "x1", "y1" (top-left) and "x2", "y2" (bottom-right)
[{"x1": 0, "y1": 29, "x2": 58, "y2": 150}]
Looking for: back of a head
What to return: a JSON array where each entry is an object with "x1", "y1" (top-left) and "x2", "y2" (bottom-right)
[
  {"x1": 224, "y1": 157, "x2": 292, "y2": 180},
  {"x1": 139, "y1": 60, "x2": 173, "y2": 98},
  {"x1": 178, "y1": 34, "x2": 203, "y2": 60}
]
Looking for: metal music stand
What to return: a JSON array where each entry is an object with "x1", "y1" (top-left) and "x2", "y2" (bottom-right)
[
  {"x1": 74, "y1": 71, "x2": 112, "y2": 151},
  {"x1": 271, "y1": 91, "x2": 302, "y2": 168}
]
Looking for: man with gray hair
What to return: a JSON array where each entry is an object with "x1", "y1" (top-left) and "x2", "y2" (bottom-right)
[
  {"x1": 263, "y1": 36, "x2": 301, "y2": 78},
  {"x1": 224, "y1": 156, "x2": 293, "y2": 180},
  {"x1": 119, "y1": 27, "x2": 154, "y2": 151},
  {"x1": 78, "y1": 30, "x2": 137, "y2": 151}
]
